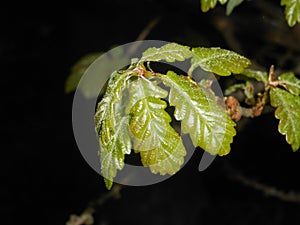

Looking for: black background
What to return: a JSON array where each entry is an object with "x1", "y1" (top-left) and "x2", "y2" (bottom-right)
[{"x1": 2, "y1": 1, "x2": 300, "y2": 225}]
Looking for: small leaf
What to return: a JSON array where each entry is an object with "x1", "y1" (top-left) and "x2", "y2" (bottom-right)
[
  {"x1": 95, "y1": 71, "x2": 132, "y2": 189},
  {"x1": 140, "y1": 43, "x2": 192, "y2": 62},
  {"x1": 270, "y1": 88, "x2": 300, "y2": 151},
  {"x1": 281, "y1": 0, "x2": 300, "y2": 27},
  {"x1": 226, "y1": 0, "x2": 244, "y2": 15},
  {"x1": 127, "y1": 77, "x2": 186, "y2": 175},
  {"x1": 240, "y1": 69, "x2": 268, "y2": 83},
  {"x1": 225, "y1": 83, "x2": 246, "y2": 95},
  {"x1": 66, "y1": 47, "x2": 128, "y2": 98},
  {"x1": 65, "y1": 52, "x2": 103, "y2": 94},
  {"x1": 201, "y1": 0, "x2": 228, "y2": 12},
  {"x1": 278, "y1": 72, "x2": 300, "y2": 95},
  {"x1": 159, "y1": 71, "x2": 236, "y2": 156},
  {"x1": 190, "y1": 47, "x2": 250, "y2": 76}
]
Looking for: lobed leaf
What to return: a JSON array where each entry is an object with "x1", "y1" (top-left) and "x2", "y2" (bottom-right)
[
  {"x1": 270, "y1": 88, "x2": 300, "y2": 151},
  {"x1": 190, "y1": 47, "x2": 250, "y2": 76},
  {"x1": 127, "y1": 77, "x2": 186, "y2": 175},
  {"x1": 281, "y1": 0, "x2": 300, "y2": 27},
  {"x1": 95, "y1": 71, "x2": 132, "y2": 189},
  {"x1": 140, "y1": 43, "x2": 192, "y2": 63},
  {"x1": 201, "y1": 0, "x2": 228, "y2": 12},
  {"x1": 278, "y1": 72, "x2": 300, "y2": 95},
  {"x1": 158, "y1": 71, "x2": 236, "y2": 156}
]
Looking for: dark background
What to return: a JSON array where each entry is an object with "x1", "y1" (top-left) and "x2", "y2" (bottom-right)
[{"x1": 2, "y1": 1, "x2": 300, "y2": 225}]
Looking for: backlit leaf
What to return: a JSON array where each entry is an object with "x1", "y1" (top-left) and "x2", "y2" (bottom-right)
[
  {"x1": 140, "y1": 43, "x2": 192, "y2": 62},
  {"x1": 95, "y1": 71, "x2": 132, "y2": 189},
  {"x1": 226, "y1": 0, "x2": 244, "y2": 15},
  {"x1": 278, "y1": 72, "x2": 300, "y2": 95},
  {"x1": 190, "y1": 47, "x2": 250, "y2": 76},
  {"x1": 201, "y1": 0, "x2": 228, "y2": 12},
  {"x1": 158, "y1": 71, "x2": 236, "y2": 156},
  {"x1": 281, "y1": 0, "x2": 300, "y2": 27},
  {"x1": 127, "y1": 77, "x2": 186, "y2": 175},
  {"x1": 270, "y1": 88, "x2": 300, "y2": 151}
]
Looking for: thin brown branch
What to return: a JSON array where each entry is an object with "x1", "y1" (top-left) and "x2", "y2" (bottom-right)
[
  {"x1": 66, "y1": 184, "x2": 123, "y2": 225},
  {"x1": 231, "y1": 174, "x2": 300, "y2": 204},
  {"x1": 127, "y1": 17, "x2": 161, "y2": 56}
]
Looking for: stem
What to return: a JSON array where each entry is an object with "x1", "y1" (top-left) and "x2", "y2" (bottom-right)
[{"x1": 66, "y1": 184, "x2": 123, "y2": 225}]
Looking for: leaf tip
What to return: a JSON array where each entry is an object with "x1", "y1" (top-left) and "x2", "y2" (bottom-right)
[{"x1": 104, "y1": 178, "x2": 113, "y2": 190}]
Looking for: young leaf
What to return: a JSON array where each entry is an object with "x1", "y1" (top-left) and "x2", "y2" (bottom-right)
[
  {"x1": 240, "y1": 68, "x2": 268, "y2": 83},
  {"x1": 159, "y1": 71, "x2": 236, "y2": 156},
  {"x1": 140, "y1": 43, "x2": 192, "y2": 63},
  {"x1": 281, "y1": 0, "x2": 300, "y2": 27},
  {"x1": 127, "y1": 77, "x2": 186, "y2": 175},
  {"x1": 201, "y1": 0, "x2": 228, "y2": 12},
  {"x1": 278, "y1": 72, "x2": 300, "y2": 95},
  {"x1": 270, "y1": 88, "x2": 300, "y2": 151},
  {"x1": 190, "y1": 47, "x2": 250, "y2": 76},
  {"x1": 225, "y1": 83, "x2": 246, "y2": 96},
  {"x1": 95, "y1": 71, "x2": 132, "y2": 189},
  {"x1": 226, "y1": 0, "x2": 244, "y2": 15}
]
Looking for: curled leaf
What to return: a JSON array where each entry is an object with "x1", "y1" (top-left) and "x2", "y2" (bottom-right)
[{"x1": 95, "y1": 71, "x2": 132, "y2": 189}]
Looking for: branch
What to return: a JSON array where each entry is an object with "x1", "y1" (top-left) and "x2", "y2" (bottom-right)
[
  {"x1": 231, "y1": 173, "x2": 300, "y2": 204},
  {"x1": 66, "y1": 184, "x2": 123, "y2": 225}
]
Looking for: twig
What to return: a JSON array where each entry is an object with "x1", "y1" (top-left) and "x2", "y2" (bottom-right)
[
  {"x1": 222, "y1": 161, "x2": 300, "y2": 204},
  {"x1": 66, "y1": 184, "x2": 123, "y2": 225},
  {"x1": 212, "y1": 15, "x2": 244, "y2": 54},
  {"x1": 127, "y1": 17, "x2": 161, "y2": 56},
  {"x1": 135, "y1": 17, "x2": 160, "y2": 42},
  {"x1": 231, "y1": 173, "x2": 300, "y2": 204}
]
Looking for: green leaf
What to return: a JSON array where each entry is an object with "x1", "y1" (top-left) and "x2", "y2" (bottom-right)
[
  {"x1": 281, "y1": 0, "x2": 300, "y2": 27},
  {"x1": 278, "y1": 72, "x2": 300, "y2": 95},
  {"x1": 239, "y1": 68, "x2": 268, "y2": 83},
  {"x1": 201, "y1": 0, "x2": 228, "y2": 12},
  {"x1": 226, "y1": 0, "x2": 244, "y2": 15},
  {"x1": 270, "y1": 88, "x2": 300, "y2": 151},
  {"x1": 224, "y1": 83, "x2": 246, "y2": 95},
  {"x1": 127, "y1": 77, "x2": 186, "y2": 175},
  {"x1": 66, "y1": 47, "x2": 128, "y2": 98},
  {"x1": 190, "y1": 47, "x2": 250, "y2": 76},
  {"x1": 140, "y1": 43, "x2": 192, "y2": 63},
  {"x1": 65, "y1": 52, "x2": 103, "y2": 94},
  {"x1": 159, "y1": 71, "x2": 236, "y2": 156},
  {"x1": 95, "y1": 71, "x2": 132, "y2": 189}
]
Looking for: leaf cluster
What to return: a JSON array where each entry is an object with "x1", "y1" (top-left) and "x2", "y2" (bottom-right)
[
  {"x1": 95, "y1": 43, "x2": 249, "y2": 189},
  {"x1": 67, "y1": 43, "x2": 300, "y2": 190},
  {"x1": 200, "y1": 0, "x2": 300, "y2": 27}
]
